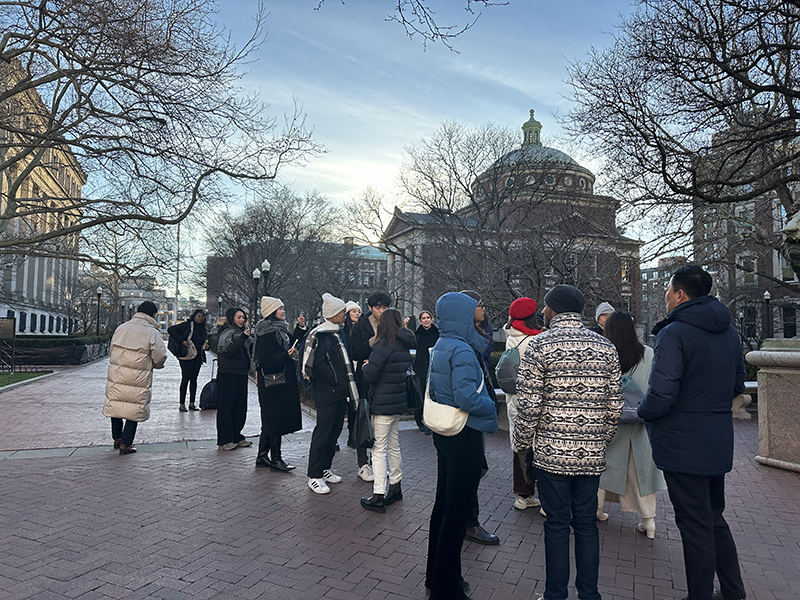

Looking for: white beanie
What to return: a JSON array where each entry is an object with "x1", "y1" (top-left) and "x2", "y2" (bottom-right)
[
  {"x1": 261, "y1": 296, "x2": 283, "y2": 318},
  {"x1": 345, "y1": 301, "x2": 361, "y2": 314},
  {"x1": 322, "y1": 293, "x2": 346, "y2": 319},
  {"x1": 595, "y1": 302, "x2": 615, "y2": 321}
]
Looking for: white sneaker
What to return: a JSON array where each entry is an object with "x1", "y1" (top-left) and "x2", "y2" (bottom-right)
[
  {"x1": 218, "y1": 443, "x2": 237, "y2": 450},
  {"x1": 307, "y1": 478, "x2": 330, "y2": 494},
  {"x1": 322, "y1": 469, "x2": 342, "y2": 484},
  {"x1": 237, "y1": 439, "x2": 253, "y2": 447},
  {"x1": 358, "y1": 464, "x2": 375, "y2": 482},
  {"x1": 514, "y1": 495, "x2": 541, "y2": 510}
]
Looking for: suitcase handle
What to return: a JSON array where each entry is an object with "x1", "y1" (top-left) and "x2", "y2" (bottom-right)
[{"x1": 211, "y1": 358, "x2": 217, "y2": 379}]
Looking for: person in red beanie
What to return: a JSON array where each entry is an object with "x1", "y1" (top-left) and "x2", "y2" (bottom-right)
[{"x1": 503, "y1": 297, "x2": 543, "y2": 510}]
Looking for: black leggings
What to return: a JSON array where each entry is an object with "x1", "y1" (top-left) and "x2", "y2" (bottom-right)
[{"x1": 179, "y1": 357, "x2": 203, "y2": 405}]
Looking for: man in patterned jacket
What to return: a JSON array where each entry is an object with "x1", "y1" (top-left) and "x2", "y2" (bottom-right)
[{"x1": 514, "y1": 284, "x2": 623, "y2": 600}]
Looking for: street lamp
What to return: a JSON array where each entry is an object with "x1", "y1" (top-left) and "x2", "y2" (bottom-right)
[
  {"x1": 261, "y1": 258, "x2": 271, "y2": 295},
  {"x1": 764, "y1": 290, "x2": 772, "y2": 339},
  {"x1": 96, "y1": 286, "x2": 102, "y2": 336},
  {"x1": 252, "y1": 267, "x2": 260, "y2": 324},
  {"x1": 218, "y1": 296, "x2": 223, "y2": 318}
]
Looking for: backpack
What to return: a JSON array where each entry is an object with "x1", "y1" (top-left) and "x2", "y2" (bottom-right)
[
  {"x1": 495, "y1": 336, "x2": 526, "y2": 394},
  {"x1": 619, "y1": 374, "x2": 645, "y2": 423}
]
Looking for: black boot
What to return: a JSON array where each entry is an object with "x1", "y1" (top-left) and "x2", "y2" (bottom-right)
[
  {"x1": 384, "y1": 482, "x2": 403, "y2": 506},
  {"x1": 269, "y1": 455, "x2": 296, "y2": 472},
  {"x1": 255, "y1": 453, "x2": 271, "y2": 468},
  {"x1": 360, "y1": 493, "x2": 386, "y2": 513}
]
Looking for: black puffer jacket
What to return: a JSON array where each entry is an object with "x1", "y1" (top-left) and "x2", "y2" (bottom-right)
[{"x1": 362, "y1": 328, "x2": 416, "y2": 415}]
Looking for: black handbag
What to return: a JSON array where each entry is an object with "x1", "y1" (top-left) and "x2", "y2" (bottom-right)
[
  {"x1": 168, "y1": 336, "x2": 186, "y2": 358},
  {"x1": 260, "y1": 370, "x2": 286, "y2": 387},
  {"x1": 406, "y1": 367, "x2": 424, "y2": 410},
  {"x1": 352, "y1": 396, "x2": 375, "y2": 449}
]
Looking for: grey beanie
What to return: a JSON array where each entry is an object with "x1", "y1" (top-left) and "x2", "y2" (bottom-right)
[
  {"x1": 595, "y1": 302, "x2": 615, "y2": 321},
  {"x1": 544, "y1": 285, "x2": 585, "y2": 314}
]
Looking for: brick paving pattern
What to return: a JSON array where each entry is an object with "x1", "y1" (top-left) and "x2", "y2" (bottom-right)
[{"x1": 0, "y1": 357, "x2": 798, "y2": 599}]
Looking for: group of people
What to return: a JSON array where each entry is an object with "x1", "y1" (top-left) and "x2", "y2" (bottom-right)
[{"x1": 101, "y1": 263, "x2": 748, "y2": 600}]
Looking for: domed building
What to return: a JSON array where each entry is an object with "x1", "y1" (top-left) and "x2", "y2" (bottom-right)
[{"x1": 383, "y1": 110, "x2": 641, "y2": 324}]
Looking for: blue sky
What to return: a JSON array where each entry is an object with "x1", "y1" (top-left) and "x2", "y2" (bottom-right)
[{"x1": 214, "y1": 0, "x2": 636, "y2": 204}]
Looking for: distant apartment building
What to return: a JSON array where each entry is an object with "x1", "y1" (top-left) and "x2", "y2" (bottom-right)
[{"x1": 640, "y1": 257, "x2": 688, "y2": 343}]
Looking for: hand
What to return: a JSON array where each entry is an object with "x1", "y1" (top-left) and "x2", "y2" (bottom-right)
[
  {"x1": 183, "y1": 340, "x2": 190, "y2": 347},
  {"x1": 297, "y1": 315, "x2": 305, "y2": 327},
  {"x1": 244, "y1": 328, "x2": 251, "y2": 336},
  {"x1": 517, "y1": 450, "x2": 534, "y2": 485},
  {"x1": 288, "y1": 347, "x2": 298, "y2": 358}
]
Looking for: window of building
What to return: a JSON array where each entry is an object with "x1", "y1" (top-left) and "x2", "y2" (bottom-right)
[
  {"x1": 737, "y1": 255, "x2": 756, "y2": 285},
  {"x1": 49, "y1": 315, "x2": 54, "y2": 332},
  {"x1": 743, "y1": 306, "x2": 757, "y2": 338},
  {"x1": 783, "y1": 307, "x2": 796, "y2": 338},
  {"x1": 545, "y1": 175, "x2": 554, "y2": 185},
  {"x1": 621, "y1": 259, "x2": 630, "y2": 283},
  {"x1": 19, "y1": 312, "x2": 27, "y2": 332},
  {"x1": 40, "y1": 314, "x2": 46, "y2": 331},
  {"x1": 6, "y1": 310, "x2": 14, "y2": 319},
  {"x1": 30, "y1": 313, "x2": 37, "y2": 332}
]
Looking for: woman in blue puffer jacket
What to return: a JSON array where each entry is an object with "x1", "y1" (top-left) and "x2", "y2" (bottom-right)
[{"x1": 424, "y1": 292, "x2": 498, "y2": 600}]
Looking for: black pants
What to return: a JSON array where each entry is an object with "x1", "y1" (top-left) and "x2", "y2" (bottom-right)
[
  {"x1": 307, "y1": 398, "x2": 347, "y2": 478},
  {"x1": 110, "y1": 418, "x2": 138, "y2": 446},
  {"x1": 216, "y1": 372, "x2": 248, "y2": 446},
  {"x1": 426, "y1": 426, "x2": 483, "y2": 600},
  {"x1": 178, "y1": 357, "x2": 203, "y2": 405},
  {"x1": 664, "y1": 471, "x2": 746, "y2": 600}
]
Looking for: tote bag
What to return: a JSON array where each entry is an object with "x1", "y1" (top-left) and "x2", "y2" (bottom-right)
[
  {"x1": 422, "y1": 350, "x2": 470, "y2": 437},
  {"x1": 177, "y1": 322, "x2": 198, "y2": 361}
]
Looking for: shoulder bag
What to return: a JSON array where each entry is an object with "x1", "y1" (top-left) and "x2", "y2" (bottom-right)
[
  {"x1": 177, "y1": 321, "x2": 198, "y2": 361},
  {"x1": 422, "y1": 350, "x2": 470, "y2": 436},
  {"x1": 619, "y1": 374, "x2": 644, "y2": 423}
]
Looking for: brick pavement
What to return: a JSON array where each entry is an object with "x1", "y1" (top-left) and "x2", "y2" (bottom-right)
[{"x1": 0, "y1": 359, "x2": 798, "y2": 600}]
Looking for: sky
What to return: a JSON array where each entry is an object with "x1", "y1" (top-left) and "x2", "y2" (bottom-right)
[{"x1": 213, "y1": 0, "x2": 637, "y2": 207}]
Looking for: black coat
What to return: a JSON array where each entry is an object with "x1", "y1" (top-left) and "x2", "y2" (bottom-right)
[
  {"x1": 216, "y1": 325, "x2": 251, "y2": 374},
  {"x1": 413, "y1": 323, "x2": 439, "y2": 382},
  {"x1": 254, "y1": 321, "x2": 302, "y2": 436},
  {"x1": 168, "y1": 319, "x2": 207, "y2": 363},
  {"x1": 312, "y1": 331, "x2": 350, "y2": 407},
  {"x1": 350, "y1": 311, "x2": 378, "y2": 394},
  {"x1": 362, "y1": 328, "x2": 416, "y2": 415}
]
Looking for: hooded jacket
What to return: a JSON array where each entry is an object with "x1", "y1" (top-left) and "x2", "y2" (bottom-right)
[
  {"x1": 427, "y1": 292, "x2": 498, "y2": 434},
  {"x1": 363, "y1": 327, "x2": 416, "y2": 415},
  {"x1": 638, "y1": 295, "x2": 745, "y2": 475},
  {"x1": 102, "y1": 312, "x2": 167, "y2": 422}
]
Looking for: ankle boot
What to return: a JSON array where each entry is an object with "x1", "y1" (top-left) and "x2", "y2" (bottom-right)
[
  {"x1": 637, "y1": 517, "x2": 655, "y2": 539},
  {"x1": 119, "y1": 444, "x2": 137, "y2": 455},
  {"x1": 360, "y1": 493, "x2": 386, "y2": 513},
  {"x1": 269, "y1": 455, "x2": 296, "y2": 472},
  {"x1": 255, "y1": 453, "x2": 271, "y2": 468},
  {"x1": 384, "y1": 482, "x2": 403, "y2": 506}
]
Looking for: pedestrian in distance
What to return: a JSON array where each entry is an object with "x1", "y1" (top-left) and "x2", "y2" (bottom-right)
[
  {"x1": 590, "y1": 301, "x2": 615, "y2": 335},
  {"x1": 167, "y1": 308, "x2": 208, "y2": 412},
  {"x1": 342, "y1": 300, "x2": 361, "y2": 352},
  {"x1": 514, "y1": 284, "x2": 623, "y2": 600},
  {"x1": 253, "y1": 296, "x2": 302, "y2": 472},
  {"x1": 639, "y1": 265, "x2": 747, "y2": 600},
  {"x1": 102, "y1": 301, "x2": 167, "y2": 455},
  {"x1": 360, "y1": 308, "x2": 415, "y2": 513},
  {"x1": 413, "y1": 310, "x2": 439, "y2": 434},
  {"x1": 215, "y1": 307, "x2": 253, "y2": 451}
]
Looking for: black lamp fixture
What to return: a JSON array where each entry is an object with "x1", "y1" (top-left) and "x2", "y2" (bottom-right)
[
  {"x1": 96, "y1": 286, "x2": 102, "y2": 336},
  {"x1": 763, "y1": 290, "x2": 772, "y2": 339}
]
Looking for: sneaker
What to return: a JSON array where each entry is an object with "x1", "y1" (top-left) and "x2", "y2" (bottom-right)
[
  {"x1": 308, "y1": 477, "x2": 330, "y2": 494},
  {"x1": 322, "y1": 469, "x2": 342, "y2": 484},
  {"x1": 514, "y1": 495, "x2": 541, "y2": 510},
  {"x1": 539, "y1": 507, "x2": 547, "y2": 517},
  {"x1": 237, "y1": 439, "x2": 253, "y2": 447},
  {"x1": 358, "y1": 464, "x2": 374, "y2": 482},
  {"x1": 218, "y1": 442, "x2": 237, "y2": 450}
]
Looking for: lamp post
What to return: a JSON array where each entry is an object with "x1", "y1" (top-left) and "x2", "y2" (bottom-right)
[
  {"x1": 764, "y1": 290, "x2": 772, "y2": 339},
  {"x1": 252, "y1": 267, "x2": 260, "y2": 324},
  {"x1": 261, "y1": 259, "x2": 271, "y2": 295},
  {"x1": 96, "y1": 286, "x2": 102, "y2": 336},
  {"x1": 218, "y1": 296, "x2": 223, "y2": 318}
]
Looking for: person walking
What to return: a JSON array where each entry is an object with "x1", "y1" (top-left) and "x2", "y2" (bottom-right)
[
  {"x1": 639, "y1": 266, "x2": 747, "y2": 600},
  {"x1": 102, "y1": 301, "x2": 167, "y2": 454},
  {"x1": 597, "y1": 311, "x2": 666, "y2": 538},
  {"x1": 215, "y1": 307, "x2": 253, "y2": 451},
  {"x1": 413, "y1": 310, "x2": 439, "y2": 434},
  {"x1": 360, "y1": 308, "x2": 415, "y2": 513},
  {"x1": 425, "y1": 292, "x2": 498, "y2": 600},
  {"x1": 253, "y1": 296, "x2": 302, "y2": 471},
  {"x1": 514, "y1": 284, "x2": 623, "y2": 600},
  {"x1": 301, "y1": 293, "x2": 360, "y2": 494},
  {"x1": 168, "y1": 309, "x2": 208, "y2": 412}
]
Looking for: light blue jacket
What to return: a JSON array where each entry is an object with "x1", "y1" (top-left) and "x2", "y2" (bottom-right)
[{"x1": 428, "y1": 292, "x2": 498, "y2": 434}]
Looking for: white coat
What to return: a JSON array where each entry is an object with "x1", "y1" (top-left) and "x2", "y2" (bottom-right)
[
  {"x1": 504, "y1": 325, "x2": 536, "y2": 453},
  {"x1": 102, "y1": 313, "x2": 167, "y2": 422}
]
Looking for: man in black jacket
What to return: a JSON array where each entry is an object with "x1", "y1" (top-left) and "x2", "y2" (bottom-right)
[{"x1": 639, "y1": 266, "x2": 746, "y2": 600}]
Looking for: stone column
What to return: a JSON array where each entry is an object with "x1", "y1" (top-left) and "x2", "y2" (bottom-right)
[{"x1": 746, "y1": 338, "x2": 800, "y2": 473}]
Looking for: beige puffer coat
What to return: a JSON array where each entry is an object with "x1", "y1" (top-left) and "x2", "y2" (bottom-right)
[{"x1": 102, "y1": 312, "x2": 168, "y2": 422}]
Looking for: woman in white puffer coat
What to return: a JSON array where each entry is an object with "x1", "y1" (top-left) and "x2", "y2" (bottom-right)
[{"x1": 102, "y1": 301, "x2": 167, "y2": 454}]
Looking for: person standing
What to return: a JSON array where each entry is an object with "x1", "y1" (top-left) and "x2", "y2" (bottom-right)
[
  {"x1": 168, "y1": 309, "x2": 208, "y2": 412},
  {"x1": 215, "y1": 307, "x2": 253, "y2": 451},
  {"x1": 253, "y1": 296, "x2": 302, "y2": 471},
  {"x1": 590, "y1": 301, "x2": 615, "y2": 335},
  {"x1": 301, "y1": 293, "x2": 360, "y2": 494},
  {"x1": 342, "y1": 300, "x2": 361, "y2": 351},
  {"x1": 413, "y1": 310, "x2": 439, "y2": 434},
  {"x1": 639, "y1": 266, "x2": 747, "y2": 600},
  {"x1": 102, "y1": 301, "x2": 167, "y2": 454},
  {"x1": 425, "y1": 292, "x2": 498, "y2": 600},
  {"x1": 514, "y1": 284, "x2": 622, "y2": 600}
]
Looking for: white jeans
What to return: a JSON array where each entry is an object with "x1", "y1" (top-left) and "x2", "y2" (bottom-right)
[{"x1": 371, "y1": 414, "x2": 402, "y2": 495}]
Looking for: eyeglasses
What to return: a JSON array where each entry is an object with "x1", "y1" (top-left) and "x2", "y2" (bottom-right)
[{"x1": 477, "y1": 302, "x2": 485, "y2": 308}]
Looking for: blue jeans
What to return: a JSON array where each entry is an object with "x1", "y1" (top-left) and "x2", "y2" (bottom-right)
[{"x1": 535, "y1": 468, "x2": 601, "y2": 600}]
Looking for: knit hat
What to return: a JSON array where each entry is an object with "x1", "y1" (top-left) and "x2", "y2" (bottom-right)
[
  {"x1": 137, "y1": 301, "x2": 158, "y2": 317},
  {"x1": 322, "y1": 293, "x2": 346, "y2": 319},
  {"x1": 595, "y1": 302, "x2": 615, "y2": 321},
  {"x1": 261, "y1": 296, "x2": 283, "y2": 318},
  {"x1": 345, "y1": 301, "x2": 361, "y2": 314},
  {"x1": 544, "y1": 285, "x2": 585, "y2": 314},
  {"x1": 509, "y1": 297, "x2": 537, "y2": 320}
]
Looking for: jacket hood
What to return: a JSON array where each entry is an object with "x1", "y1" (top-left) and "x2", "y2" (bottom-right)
[
  {"x1": 435, "y1": 292, "x2": 487, "y2": 353},
  {"x1": 653, "y1": 295, "x2": 731, "y2": 336}
]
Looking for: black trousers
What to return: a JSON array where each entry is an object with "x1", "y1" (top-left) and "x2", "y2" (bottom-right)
[
  {"x1": 307, "y1": 398, "x2": 347, "y2": 478},
  {"x1": 216, "y1": 372, "x2": 248, "y2": 446},
  {"x1": 178, "y1": 357, "x2": 203, "y2": 405},
  {"x1": 664, "y1": 471, "x2": 746, "y2": 600},
  {"x1": 110, "y1": 418, "x2": 137, "y2": 446},
  {"x1": 425, "y1": 426, "x2": 483, "y2": 600}
]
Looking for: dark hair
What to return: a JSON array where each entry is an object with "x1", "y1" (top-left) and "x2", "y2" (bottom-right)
[
  {"x1": 525, "y1": 313, "x2": 543, "y2": 330},
  {"x1": 376, "y1": 308, "x2": 403, "y2": 348},
  {"x1": 671, "y1": 265, "x2": 712, "y2": 300},
  {"x1": 225, "y1": 307, "x2": 247, "y2": 329},
  {"x1": 137, "y1": 301, "x2": 158, "y2": 317},
  {"x1": 189, "y1": 309, "x2": 206, "y2": 322},
  {"x1": 367, "y1": 292, "x2": 392, "y2": 309},
  {"x1": 604, "y1": 312, "x2": 645, "y2": 373}
]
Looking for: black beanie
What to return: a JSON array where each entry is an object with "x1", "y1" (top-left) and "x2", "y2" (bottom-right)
[
  {"x1": 137, "y1": 301, "x2": 158, "y2": 317},
  {"x1": 544, "y1": 285, "x2": 585, "y2": 314}
]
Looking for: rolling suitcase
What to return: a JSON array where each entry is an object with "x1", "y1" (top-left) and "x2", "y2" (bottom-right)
[{"x1": 199, "y1": 359, "x2": 218, "y2": 410}]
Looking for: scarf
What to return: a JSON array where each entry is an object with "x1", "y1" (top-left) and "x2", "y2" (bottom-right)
[{"x1": 301, "y1": 320, "x2": 360, "y2": 407}]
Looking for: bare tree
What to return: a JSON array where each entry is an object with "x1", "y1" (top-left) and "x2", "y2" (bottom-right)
[{"x1": 0, "y1": 0, "x2": 320, "y2": 266}]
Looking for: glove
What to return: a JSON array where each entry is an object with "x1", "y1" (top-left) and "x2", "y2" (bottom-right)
[{"x1": 517, "y1": 449, "x2": 534, "y2": 485}]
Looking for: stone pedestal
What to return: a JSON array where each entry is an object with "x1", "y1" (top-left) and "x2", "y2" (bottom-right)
[{"x1": 746, "y1": 339, "x2": 800, "y2": 473}]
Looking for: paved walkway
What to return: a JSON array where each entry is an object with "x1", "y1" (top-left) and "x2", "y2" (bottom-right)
[{"x1": 0, "y1": 358, "x2": 798, "y2": 599}]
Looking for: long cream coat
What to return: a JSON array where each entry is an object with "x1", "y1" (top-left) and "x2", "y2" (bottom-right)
[
  {"x1": 102, "y1": 313, "x2": 167, "y2": 422},
  {"x1": 504, "y1": 325, "x2": 536, "y2": 453}
]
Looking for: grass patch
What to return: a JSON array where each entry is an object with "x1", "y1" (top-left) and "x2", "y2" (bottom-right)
[{"x1": 0, "y1": 371, "x2": 52, "y2": 387}]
